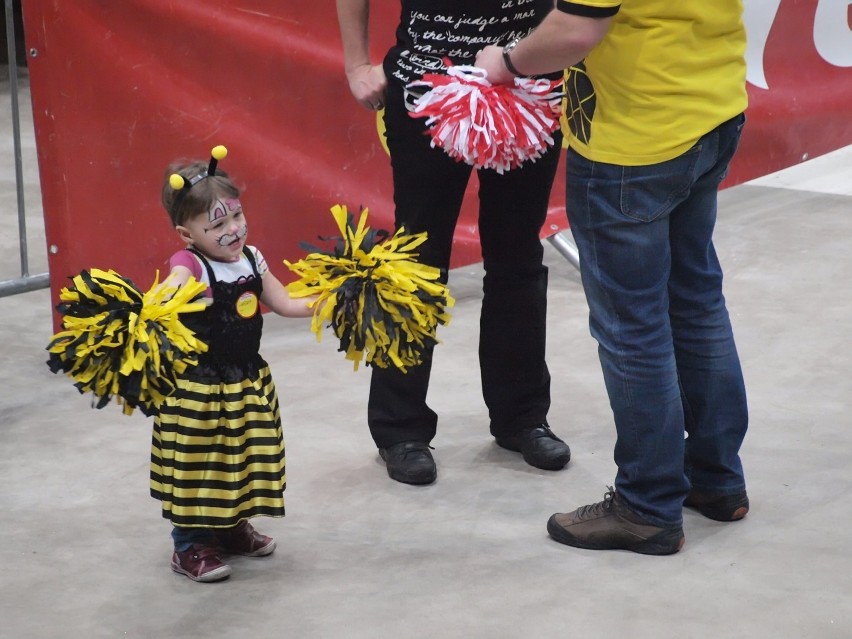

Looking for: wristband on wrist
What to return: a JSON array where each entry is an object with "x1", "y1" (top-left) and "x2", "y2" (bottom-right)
[{"x1": 502, "y1": 37, "x2": 524, "y2": 76}]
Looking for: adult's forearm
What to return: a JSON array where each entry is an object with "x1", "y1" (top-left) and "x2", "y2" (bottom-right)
[
  {"x1": 336, "y1": 0, "x2": 372, "y2": 71},
  {"x1": 509, "y1": 10, "x2": 612, "y2": 77}
]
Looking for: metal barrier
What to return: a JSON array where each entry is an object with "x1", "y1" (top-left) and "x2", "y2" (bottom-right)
[
  {"x1": 0, "y1": 0, "x2": 48, "y2": 297},
  {"x1": 546, "y1": 232, "x2": 580, "y2": 271}
]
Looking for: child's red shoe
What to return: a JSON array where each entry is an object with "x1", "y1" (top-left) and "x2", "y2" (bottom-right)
[
  {"x1": 218, "y1": 520, "x2": 276, "y2": 557},
  {"x1": 170, "y1": 544, "x2": 232, "y2": 582}
]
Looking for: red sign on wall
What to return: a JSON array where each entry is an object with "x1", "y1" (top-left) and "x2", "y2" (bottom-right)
[{"x1": 21, "y1": 1, "x2": 852, "y2": 322}]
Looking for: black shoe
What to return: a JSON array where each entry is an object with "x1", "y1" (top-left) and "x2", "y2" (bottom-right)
[
  {"x1": 684, "y1": 489, "x2": 749, "y2": 521},
  {"x1": 378, "y1": 441, "x2": 437, "y2": 485},
  {"x1": 495, "y1": 424, "x2": 571, "y2": 471}
]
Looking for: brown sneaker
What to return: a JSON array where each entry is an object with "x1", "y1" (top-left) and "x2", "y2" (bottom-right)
[
  {"x1": 171, "y1": 544, "x2": 232, "y2": 582},
  {"x1": 217, "y1": 521, "x2": 276, "y2": 557},
  {"x1": 547, "y1": 488, "x2": 685, "y2": 555},
  {"x1": 684, "y1": 489, "x2": 749, "y2": 521}
]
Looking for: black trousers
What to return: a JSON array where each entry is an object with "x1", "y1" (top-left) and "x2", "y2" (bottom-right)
[{"x1": 368, "y1": 83, "x2": 562, "y2": 448}]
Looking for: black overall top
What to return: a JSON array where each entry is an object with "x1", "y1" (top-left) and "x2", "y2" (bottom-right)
[{"x1": 183, "y1": 247, "x2": 265, "y2": 384}]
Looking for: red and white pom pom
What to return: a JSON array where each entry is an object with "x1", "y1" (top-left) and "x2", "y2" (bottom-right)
[{"x1": 407, "y1": 64, "x2": 563, "y2": 173}]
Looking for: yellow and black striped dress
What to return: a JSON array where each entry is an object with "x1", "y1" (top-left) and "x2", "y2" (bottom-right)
[{"x1": 150, "y1": 247, "x2": 285, "y2": 528}]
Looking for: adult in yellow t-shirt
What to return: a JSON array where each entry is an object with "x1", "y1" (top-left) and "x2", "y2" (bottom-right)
[{"x1": 477, "y1": 0, "x2": 750, "y2": 555}]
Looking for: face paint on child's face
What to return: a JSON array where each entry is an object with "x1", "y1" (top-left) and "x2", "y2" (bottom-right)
[
  {"x1": 205, "y1": 198, "x2": 248, "y2": 257},
  {"x1": 208, "y1": 197, "x2": 240, "y2": 223},
  {"x1": 217, "y1": 222, "x2": 248, "y2": 247},
  {"x1": 208, "y1": 200, "x2": 227, "y2": 223},
  {"x1": 179, "y1": 196, "x2": 249, "y2": 262},
  {"x1": 211, "y1": 198, "x2": 247, "y2": 247}
]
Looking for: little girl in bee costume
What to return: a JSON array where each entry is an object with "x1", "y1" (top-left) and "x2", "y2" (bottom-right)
[{"x1": 155, "y1": 146, "x2": 313, "y2": 583}]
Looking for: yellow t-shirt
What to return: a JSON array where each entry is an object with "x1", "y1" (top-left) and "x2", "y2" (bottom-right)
[{"x1": 558, "y1": 0, "x2": 748, "y2": 165}]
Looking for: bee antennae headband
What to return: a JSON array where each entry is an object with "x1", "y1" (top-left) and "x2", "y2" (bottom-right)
[{"x1": 169, "y1": 145, "x2": 228, "y2": 192}]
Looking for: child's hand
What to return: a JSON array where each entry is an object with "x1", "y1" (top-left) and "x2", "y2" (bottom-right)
[{"x1": 260, "y1": 270, "x2": 316, "y2": 318}]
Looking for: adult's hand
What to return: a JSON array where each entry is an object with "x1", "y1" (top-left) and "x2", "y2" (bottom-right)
[
  {"x1": 346, "y1": 63, "x2": 388, "y2": 111},
  {"x1": 475, "y1": 45, "x2": 516, "y2": 86},
  {"x1": 477, "y1": 11, "x2": 613, "y2": 85}
]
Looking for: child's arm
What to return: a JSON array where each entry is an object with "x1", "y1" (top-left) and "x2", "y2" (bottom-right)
[
  {"x1": 163, "y1": 265, "x2": 193, "y2": 290},
  {"x1": 150, "y1": 265, "x2": 194, "y2": 297},
  {"x1": 151, "y1": 249, "x2": 208, "y2": 298},
  {"x1": 260, "y1": 270, "x2": 316, "y2": 318}
]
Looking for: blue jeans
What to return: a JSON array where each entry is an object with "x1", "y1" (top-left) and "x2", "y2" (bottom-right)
[
  {"x1": 565, "y1": 114, "x2": 749, "y2": 526},
  {"x1": 172, "y1": 526, "x2": 217, "y2": 551}
]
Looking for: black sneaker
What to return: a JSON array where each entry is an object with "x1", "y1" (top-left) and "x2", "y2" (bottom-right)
[
  {"x1": 684, "y1": 489, "x2": 749, "y2": 521},
  {"x1": 496, "y1": 424, "x2": 571, "y2": 470},
  {"x1": 379, "y1": 441, "x2": 437, "y2": 485},
  {"x1": 547, "y1": 488, "x2": 685, "y2": 555}
]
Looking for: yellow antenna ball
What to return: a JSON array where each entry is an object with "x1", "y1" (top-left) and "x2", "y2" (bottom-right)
[
  {"x1": 169, "y1": 173, "x2": 185, "y2": 190},
  {"x1": 211, "y1": 145, "x2": 228, "y2": 160}
]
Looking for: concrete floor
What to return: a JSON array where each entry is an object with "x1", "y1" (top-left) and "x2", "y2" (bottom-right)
[{"x1": 2, "y1": 75, "x2": 852, "y2": 638}]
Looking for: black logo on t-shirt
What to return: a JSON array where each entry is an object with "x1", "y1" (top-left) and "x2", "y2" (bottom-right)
[{"x1": 565, "y1": 62, "x2": 595, "y2": 144}]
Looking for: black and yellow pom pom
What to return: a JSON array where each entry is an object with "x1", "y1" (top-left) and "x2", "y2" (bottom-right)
[
  {"x1": 285, "y1": 204, "x2": 454, "y2": 372},
  {"x1": 46, "y1": 269, "x2": 209, "y2": 416}
]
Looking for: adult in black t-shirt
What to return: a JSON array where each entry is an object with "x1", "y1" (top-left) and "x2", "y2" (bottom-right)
[{"x1": 336, "y1": 0, "x2": 571, "y2": 485}]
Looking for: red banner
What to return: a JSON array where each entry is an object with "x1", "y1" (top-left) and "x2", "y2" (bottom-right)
[
  {"x1": 729, "y1": 0, "x2": 852, "y2": 186},
  {"x1": 21, "y1": 1, "x2": 852, "y2": 322}
]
